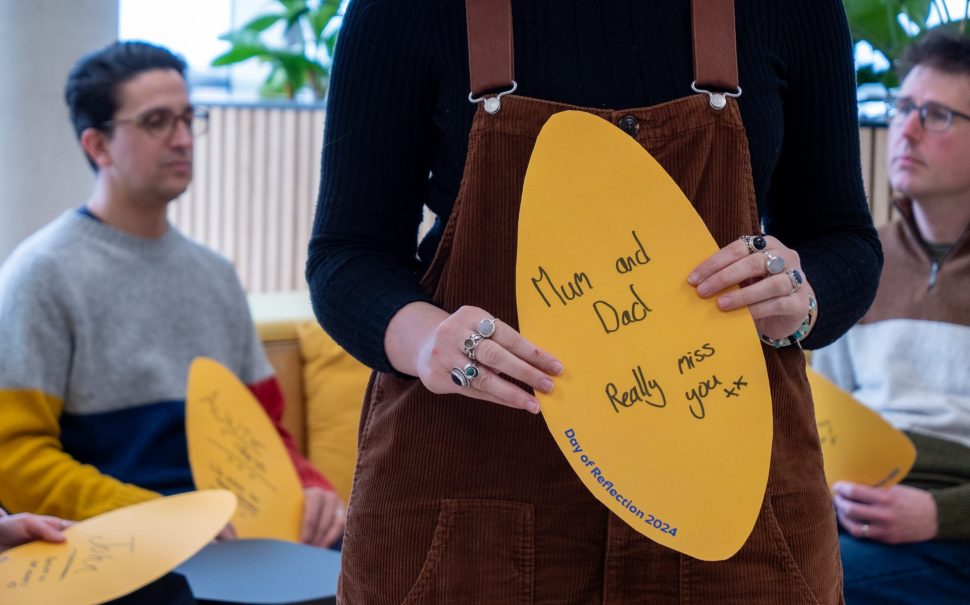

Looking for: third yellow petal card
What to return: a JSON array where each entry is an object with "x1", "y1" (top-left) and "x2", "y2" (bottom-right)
[
  {"x1": 807, "y1": 366, "x2": 915, "y2": 489},
  {"x1": 186, "y1": 357, "x2": 303, "y2": 542},
  {"x1": 517, "y1": 110, "x2": 772, "y2": 561},
  {"x1": 0, "y1": 490, "x2": 235, "y2": 605}
]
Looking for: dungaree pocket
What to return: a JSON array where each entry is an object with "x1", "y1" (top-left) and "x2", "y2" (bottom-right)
[
  {"x1": 402, "y1": 499, "x2": 536, "y2": 605},
  {"x1": 685, "y1": 493, "x2": 830, "y2": 604},
  {"x1": 761, "y1": 495, "x2": 825, "y2": 604}
]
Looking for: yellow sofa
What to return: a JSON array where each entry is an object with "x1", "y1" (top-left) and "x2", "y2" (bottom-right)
[{"x1": 249, "y1": 291, "x2": 371, "y2": 503}]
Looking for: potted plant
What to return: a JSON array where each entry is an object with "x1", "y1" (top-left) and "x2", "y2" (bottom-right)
[
  {"x1": 844, "y1": 0, "x2": 968, "y2": 88},
  {"x1": 212, "y1": 0, "x2": 343, "y2": 100}
]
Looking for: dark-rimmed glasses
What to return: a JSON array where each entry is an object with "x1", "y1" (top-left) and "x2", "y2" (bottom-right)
[
  {"x1": 888, "y1": 97, "x2": 970, "y2": 133},
  {"x1": 102, "y1": 107, "x2": 209, "y2": 139}
]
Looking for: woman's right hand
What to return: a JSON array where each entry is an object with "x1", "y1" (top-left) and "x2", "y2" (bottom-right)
[{"x1": 385, "y1": 302, "x2": 563, "y2": 413}]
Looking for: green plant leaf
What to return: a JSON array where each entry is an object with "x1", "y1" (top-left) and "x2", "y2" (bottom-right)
[
  {"x1": 280, "y1": 0, "x2": 307, "y2": 13},
  {"x1": 906, "y1": 0, "x2": 934, "y2": 26},
  {"x1": 275, "y1": 53, "x2": 309, "y2": 98},
  {"x1": 311, "y1": 0, "x2": 342, "y2": 41},
  {"x1": 324, "y1": 32, "x2": 339, "y2": 62},
  {"x1": 843, "y1": 0, "x2": 933, "y2": 68},
  {"x1": 879, "y1": 69, "x2": 900, "y2": 89},
  {"x1": 855, "y1": 64, "x2": 882, "y2": 85},
  {"x1": 260, "y1": 65, "x2": 292, "y2": 98},
  {"x1": 845, "y1": 0, "x2": 898, "y2": 54},
  {"x1": 280, "y1": 52, "x2": 326, "y2": 75},
  {"x1": 241, "y1": 13, "x2": 285, "y2": 33},
  {"x1": 841, "y1": 0, "x2": 967, "y2": 90},
  {"x1": 212, "y1": 0, "x2": 344, "y2": 100},
  {"x1": 283, "y1": 1, "x2": 310, "y2": 30},
  {"x1": 211, "y1": 43, "x2": 271, "y2": 66},
  {"x1": 218, "y1": 29, "x2": 263, "y2": 46}
]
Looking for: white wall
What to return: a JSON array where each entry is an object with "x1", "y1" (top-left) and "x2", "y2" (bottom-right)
[{"x1": 0, "y1": 0, "x2": 118, "y2": 262}]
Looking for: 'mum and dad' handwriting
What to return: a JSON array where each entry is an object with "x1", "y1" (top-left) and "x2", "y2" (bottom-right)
[
  {"x1": 527, "y1": 230, "x2": 749, "y2": 420},
  {"x1": 530, "y1": 230, "x2": 652, "y2": 336}
]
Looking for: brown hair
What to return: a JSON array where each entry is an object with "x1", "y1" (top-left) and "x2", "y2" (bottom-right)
[{"x1": 897, "y1": 28, "x2": 970, "y2": 79}]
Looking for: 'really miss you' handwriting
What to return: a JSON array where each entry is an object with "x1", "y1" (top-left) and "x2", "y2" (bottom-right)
[{"x1": 604, "y1": 344, "x2": 747, "y2": 420}]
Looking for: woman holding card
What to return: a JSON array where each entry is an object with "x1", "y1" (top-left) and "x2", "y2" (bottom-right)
[{"x1": 308, "y1": 0, "x2": 881, "y2": 602}]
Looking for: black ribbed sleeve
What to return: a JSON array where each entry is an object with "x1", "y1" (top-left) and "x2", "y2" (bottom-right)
[{"x1": 307, "y1": 0, "x2": 883, "y2": 371}]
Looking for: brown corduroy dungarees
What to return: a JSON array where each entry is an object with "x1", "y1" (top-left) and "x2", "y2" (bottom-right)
[{"x1": 339, "y1": 1, "x2": 843, "y2": 603}]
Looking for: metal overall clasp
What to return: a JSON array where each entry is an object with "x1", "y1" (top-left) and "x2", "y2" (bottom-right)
[
  {"x1": 468, "y1": 80, "x2": 518, "y2": 114},
  {"x1": 690, "y1": 81, "x2": 742, "y2": 110}
]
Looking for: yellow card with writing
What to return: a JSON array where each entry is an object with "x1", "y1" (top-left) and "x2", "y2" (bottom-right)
[
  {"x1": 516, "y1": 110, "x2": 772, "y2": 561},
  {"x1": 186, "y1": 357, "x2": 303, "y2": 542},
  {"x1": 0, "y1": 490, "x2": 235, "y2": 605},
  {"x1": 807, "y1": 365, "x2": 916, "y2": 489}
]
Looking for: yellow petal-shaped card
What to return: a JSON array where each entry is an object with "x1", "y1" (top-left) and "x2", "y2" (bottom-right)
[
  {"x1": 516, "y1": 110, "x2": 772, "y2": 561},
  {"x1": 807, "y1": 366, "x2": 916, "y2": 489},
  {"x1": 0, "y1": 490, "x2": 236, "y2": 605},
  {"x1": 187, "y1": 357, "x2": 303, "y2": 541}
]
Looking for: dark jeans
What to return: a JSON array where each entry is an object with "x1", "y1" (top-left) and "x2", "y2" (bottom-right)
[
  {"x1": 841, "y1": 532, "x2": 970, "y2": 605},
  {"x1": 104, "y1": 573, "x2": 197, "y2": 604},
  {"x1": 102, "y1": 573, "x2": 336, "y2": 605}
]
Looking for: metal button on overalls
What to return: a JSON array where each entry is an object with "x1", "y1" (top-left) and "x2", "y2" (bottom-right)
[{"x1": 618, "y1": 115, "x2": 639, "y2": 137}]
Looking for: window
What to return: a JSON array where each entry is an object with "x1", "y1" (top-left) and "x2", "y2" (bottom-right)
[{"x1": 119, "y1": 0, "x2": 272, "y2": 101}]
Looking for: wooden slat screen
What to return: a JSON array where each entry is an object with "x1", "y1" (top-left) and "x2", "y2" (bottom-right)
[
  {"x1": 861, "y1": 126, "x2": 894, "y2": 226},
  {"x1": 170, "y1": 104, "x2": 324, "y2": 292},
  {"x1": 171, "y1": 107, "x2": 892, "y2": 293}
]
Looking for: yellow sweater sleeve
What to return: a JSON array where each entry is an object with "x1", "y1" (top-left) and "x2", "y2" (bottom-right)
[{"x1": 0, "y1": 389, "x2": 160, "y2": 520}]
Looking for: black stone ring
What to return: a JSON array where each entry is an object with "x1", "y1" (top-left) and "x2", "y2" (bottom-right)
[
  {"x1": 787, "y1": 269, "x2": 804, "y2": 294},
  {"x1": 741, "y1": 234, "x2": 767, "y2": 254},
  {"x1": 451, "y1": 363, "x2": 480, "y2": 388},
  {"x1": 451, "y1": 367, "x2": 469, "y2": 387}
]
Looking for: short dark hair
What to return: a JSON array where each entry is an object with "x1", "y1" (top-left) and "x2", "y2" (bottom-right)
[
  {"x1": 65, "y1": 41, "x2": 187, "y2": 168},
  {"x1": 897, "y1": 28, "x2": 970, "y2": 80}
]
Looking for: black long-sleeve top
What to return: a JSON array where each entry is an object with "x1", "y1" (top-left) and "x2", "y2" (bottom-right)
[{"x1": 307, "y1": 0, "x2": 883, "y2": 373}]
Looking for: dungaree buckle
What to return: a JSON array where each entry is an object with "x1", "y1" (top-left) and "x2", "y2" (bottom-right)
[
  {"x1": 691, "y1": 81, "x2": 742, "y2": 110},
  {"x1": 468, "y1": 81, "x2": 518, "y2": 114}
]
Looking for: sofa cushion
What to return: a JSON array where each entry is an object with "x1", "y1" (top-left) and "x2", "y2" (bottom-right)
[
  {"x1": 262, "y1": 340, "x2": 307, "y2": 453},
  {"x1": 296, "y1": 321, "x2": 371, "y2": 503}
]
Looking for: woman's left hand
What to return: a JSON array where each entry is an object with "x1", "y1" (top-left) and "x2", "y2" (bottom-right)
[{"x1": 687, "y1": 235, "x2": 816, "y2": 340}]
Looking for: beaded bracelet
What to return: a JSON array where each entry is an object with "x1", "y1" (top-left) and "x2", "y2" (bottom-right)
[{"x1": 760, "y1": 295, "x2": 817, "y2": 349}]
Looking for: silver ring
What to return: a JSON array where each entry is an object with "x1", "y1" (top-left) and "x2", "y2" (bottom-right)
[
  {"x1": 787, "y1": 269, "x2": 803, "y2": 294},
  {"x1": 463, "y1": 333, "x2": 483, "y2": 360},
  {"x1": 762, "y1": 252, "x2": 786, "y2": 275},
  {"x1": 477, "y1": 317, "x2": 498, "y2": 338},
  {"x1": 740, "y1": 234, "x2": 767, "y2": 254},
  {"x1": 451, "y1": 367, "x2": 470, "y2": 387},
  {"x1": 451, "y1": 363, "x2": 480, "y2": 388},
  {"x1": 861, "y1": 523, "x2": 870, "y2": 539}
]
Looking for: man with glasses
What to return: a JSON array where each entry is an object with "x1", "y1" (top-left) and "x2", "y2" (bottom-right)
[
  {"x1": 0, "y1": 41, "x2": 345, "y2": 556},
  {"x1": 814, "y1": 29, "x2": 970, "y2": 604}
]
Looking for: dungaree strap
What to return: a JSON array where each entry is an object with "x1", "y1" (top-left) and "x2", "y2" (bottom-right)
[
  {"x1": 466, "y1": 0, "x2": 514, "y2": 98},
  {"x1": 692, "y1": 0, "x2": 739, "y2": 91},
  {"x1": 465, "y1": 0, "x2": 739, "y2": 97}
]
